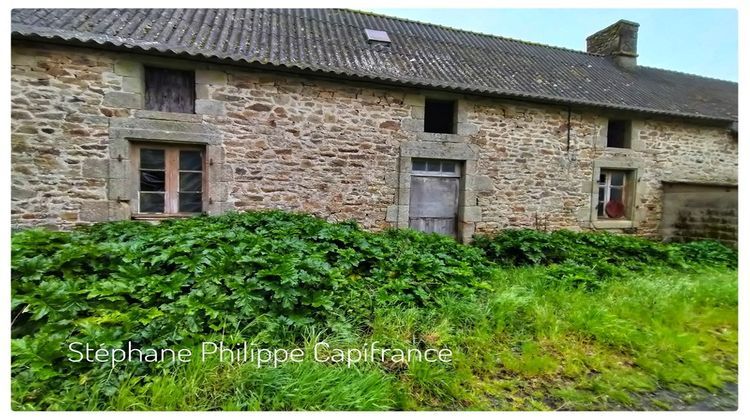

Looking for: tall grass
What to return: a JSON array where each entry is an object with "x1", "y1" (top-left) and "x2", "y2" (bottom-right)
[
  {"x1": 109, "y1": 357, "x2": 399, "y2": 411},
  {"x1": 78, "y1": 266, "x2": 737, "y2": 411}
]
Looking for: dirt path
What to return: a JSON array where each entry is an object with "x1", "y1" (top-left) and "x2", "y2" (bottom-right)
[{"x1": 637, "y1": 382, "x2": 738, "y2": 411}]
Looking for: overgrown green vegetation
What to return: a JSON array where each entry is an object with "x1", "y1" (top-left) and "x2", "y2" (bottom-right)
[
  {"x1": 472, "y1": 228, "x2": 736, "y2": 292},
  {"x1": 11, "y1": 211, "x2": 737, "y2": 410}
]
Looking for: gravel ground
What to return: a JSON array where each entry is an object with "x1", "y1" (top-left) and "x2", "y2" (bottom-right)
[{"x1": 634, "y1": 382, "x2": 738, "y2": 411}]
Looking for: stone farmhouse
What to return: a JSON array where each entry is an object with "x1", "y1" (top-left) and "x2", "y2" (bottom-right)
[{"x1": 10, "y1": 9, "x2": 738, "y2": 243}]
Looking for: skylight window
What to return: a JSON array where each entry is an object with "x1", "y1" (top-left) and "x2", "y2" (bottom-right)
[{"x1": 365, "y1": 29, "x2": 391, "y2": 44}]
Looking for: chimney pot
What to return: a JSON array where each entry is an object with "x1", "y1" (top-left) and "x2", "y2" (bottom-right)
[{"x1": 586, "y1": 20, "x2": 639, "y2": 69}]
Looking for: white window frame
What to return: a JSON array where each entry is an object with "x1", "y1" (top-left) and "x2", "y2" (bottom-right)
[
  {"x1": 590, "y1": 160, "x2": 642, "y2": 229},
  {"x1": 597, "y1": 170, "x2": 629, "y2": 220},
  {"x1": 411, "y1": 158, "x2": 461, "y2": 178}
]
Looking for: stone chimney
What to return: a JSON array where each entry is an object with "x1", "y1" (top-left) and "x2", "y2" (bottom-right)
[{"x1": 586, "y1": 20, "x2": 639, "y2": 69}]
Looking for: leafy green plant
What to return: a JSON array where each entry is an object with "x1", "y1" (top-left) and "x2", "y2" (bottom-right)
[
  {"x1": 11, "y1": 211, "x2": 491, "y2": 409},
  {"x1": 544, "y1": 262, "x2": 617, "y2": 291},
  {"x1": 472, "y1": 229, "x2": 736, "y2": 273},
  {"x1": 668, "y1": 240, "x2": 737, "y2": 268},
  {"x1": 10, "y1": 212, "x2": 738, "y2": 410}
]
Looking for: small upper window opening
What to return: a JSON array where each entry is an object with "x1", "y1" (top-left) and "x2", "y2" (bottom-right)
[
  {"x1": 364, "y1": 29, "x2": 391, "y2": 44},
  {"x1": 424, "y1": 98, "x2": 457, "y2": 134},
  {"x1": 606, "y1": 119, "x2": 632, "y2": 148},
  {"x1": 144, "y1": 66, "x2": 196, "y2": 114}
]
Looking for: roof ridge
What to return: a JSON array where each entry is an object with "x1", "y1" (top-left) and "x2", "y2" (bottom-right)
[
  {"x1": 345, "y1": 8, "x2": 605, "y2": 58},
  {"x1": 350, "y1": 8, "x2": 737, "y2": 85},
  {"x1": 259, "y1": 8, "x2": 603, "y2": 75},
  {"x1": 639, "y1": 64, "x2": 737, "y2": 84}
]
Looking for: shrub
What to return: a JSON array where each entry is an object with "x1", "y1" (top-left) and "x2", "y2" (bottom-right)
[
  {"x1": 11, "y1": 211, "x2": 492, "y2": 409},
  {"x1": 471, "y1": 229, "x2": 569, "y2": 266},
  {"x1": 472, "y1": 229, "x2": 736, "y2": 271},
  {"x1": 545, "y1": 262, "x2": 611, "y2": 291},
  {"x1": 668, "y1": 240, "x2": 737, "y2": 268},
  {"x1": 472, "y1": 229, "x2": 736, "y2": 291}
]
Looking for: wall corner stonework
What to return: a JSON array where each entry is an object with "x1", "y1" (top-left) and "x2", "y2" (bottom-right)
[
  {"x1": 195, "y1": 68, "x2": 228, "y2": 116},
  {"x1": 102, "y1": 91, "x2": 142, "y2": 109},
  {"x1": 195, "y1": 99, "x2": 226, "y2": 116},
  {"x1": 629, "y1": 119, "x2": 645, "y2": 151}
]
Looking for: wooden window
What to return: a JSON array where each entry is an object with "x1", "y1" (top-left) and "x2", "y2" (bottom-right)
[
  {"x1": 132, "y1": 144, "x2": 205, "y2": 217},
  {"x1": 597, "y1": 169, "x2": 632, "y2": 219},
  {"x1": 144, "y1": 67, "x2": 195, "y2": 114},
  {"x1": 424, "y1": 99, "x2": 457, "y2": 134},
  {"x1": 606, "y1": 120, "x2": 632, "y2": 148}
]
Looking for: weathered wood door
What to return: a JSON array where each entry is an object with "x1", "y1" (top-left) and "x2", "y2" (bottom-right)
[{"x1": 409, "y1": 159, "x2": 461, "y2": 237}]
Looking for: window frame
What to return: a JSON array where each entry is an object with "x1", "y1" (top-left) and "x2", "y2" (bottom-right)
[
  {"x1": 411, "y1": 158, "x2": 461, "y2": 178},
  {"x1": 597, "y1": 169, "x2": 631, "y2": 220},
  {"x1": 130, "y1": 143, "x2": 207, "y2": 218}
]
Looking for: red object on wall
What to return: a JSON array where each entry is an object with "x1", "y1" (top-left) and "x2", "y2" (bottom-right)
[{"x1": 605, "y1": 200, "x2": 625, "y2": 218}]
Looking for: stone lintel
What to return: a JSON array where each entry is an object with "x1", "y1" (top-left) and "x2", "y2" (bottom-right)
[{"x1": 400, "y1": 141, "x2": 478, "y2": 160}]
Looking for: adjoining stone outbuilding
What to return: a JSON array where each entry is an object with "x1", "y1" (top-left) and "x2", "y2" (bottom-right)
[{"x1": 10, "y1": 9, "x2": 738, "y2": 244}]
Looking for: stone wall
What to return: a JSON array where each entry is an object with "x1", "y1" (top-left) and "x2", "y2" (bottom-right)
[
  {"x1": 209, "y1": 69, "x2": 410, "y2": 231},
  {"x1": 660, "y1": 183, "x2": 738, "y2": 246},
  {"x1": 11, "y1": 44, "x2": 113, "y2": 229},
  {"x1": 468, "y1": 101, "x2": 593, "y2": 233},
  {"x1": 11, "y1": 41, "x2": 738, "y2": 241}
]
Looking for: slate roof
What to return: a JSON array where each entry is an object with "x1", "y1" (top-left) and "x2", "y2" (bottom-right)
[{"x1": 11, "y1": 8, "x2": 738, "y2": 122}]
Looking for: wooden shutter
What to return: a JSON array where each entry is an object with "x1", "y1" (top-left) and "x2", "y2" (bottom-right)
[{"x1": 144, "y1": 67, "x2": 196, "y2": 114}]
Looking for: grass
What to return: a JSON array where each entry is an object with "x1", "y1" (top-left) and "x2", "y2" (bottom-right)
[
  {"x1": 109, "y1": 357, "x2": 399, "y2": 411},
  {"x1": 54, "y1": 265, "x2": 736, "y2": 411}
]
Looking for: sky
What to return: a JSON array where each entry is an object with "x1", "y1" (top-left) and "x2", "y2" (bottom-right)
[{"x1": 369, "y1": 8, "x2": 738, "y2": 82}]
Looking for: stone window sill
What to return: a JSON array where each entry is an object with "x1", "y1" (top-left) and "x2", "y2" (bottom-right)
[
  {"x1": 132, "y1": 213, "x2": 204, "y2": 221},
  {"x1": 601, "y1": 147, "x2": 637, "y2": 156},
  {"x1": 134, "y1": 109, "x2": 202, "y2": 123},
  {"x1": 416, "y1": 132, "x2": 467, "y2": 143},
  {"x1": 592, "y1": 219, "x2": 635, "y2": 229}
]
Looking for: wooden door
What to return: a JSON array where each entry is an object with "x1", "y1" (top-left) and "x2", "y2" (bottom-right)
[{"x1": 409, "y1": 159, "x2": 461, "y2": 237}]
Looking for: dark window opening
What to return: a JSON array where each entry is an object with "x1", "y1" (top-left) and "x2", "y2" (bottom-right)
[
  {"x1": 607, "y1": 119, "x2": 632, "y2": 148},
  {"x1": 424, "y1": 99, "x2": 457, "y2": 134},
  {"x1": 144, "y1": 67, "x2": 196, "y2": 114}
]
